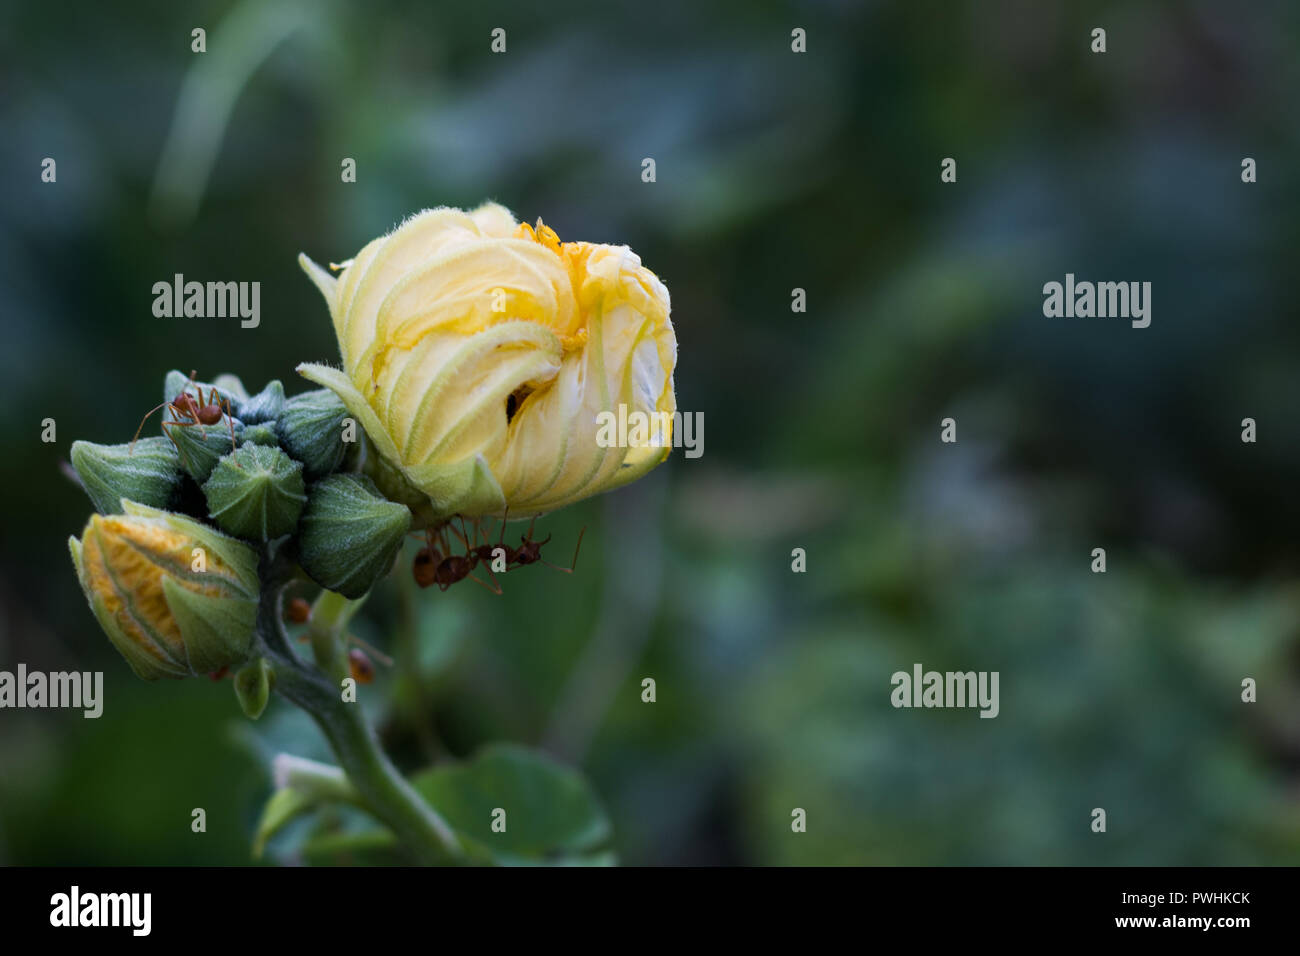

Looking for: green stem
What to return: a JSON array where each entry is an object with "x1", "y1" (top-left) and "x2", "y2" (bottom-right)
[
  {"x1": 257, "y1": 584, "x2": 462, "y2": 865},
  {"x1": 306, "y1": 588, "x2": 355, "y2": 683}
]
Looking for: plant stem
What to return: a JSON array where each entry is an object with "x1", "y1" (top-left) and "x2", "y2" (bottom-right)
[{"x1": 257, "y1": 583, "x2": 462, "y2": 865}]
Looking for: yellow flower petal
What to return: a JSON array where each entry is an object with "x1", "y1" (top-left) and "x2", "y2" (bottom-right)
[{"x1": 298, "y1": 203, "x2": 677, "y2": 519}]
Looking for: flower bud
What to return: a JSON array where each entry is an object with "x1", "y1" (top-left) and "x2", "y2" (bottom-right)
[
  {"x1": 297, "y1": 202, "x2": 677, "y2": 520},
  {"x1": 297, "y1": 474, "x2": 410, "y2": 598},
  {"x1": 239, "y1": 380, "x2": 286, "y2": 426},
  {"x1": 68, "y1": 500, "x2": 260, "y2": 680},
  {"x1": 202, "y1": 444, "x2": 307, "y2": 541},
  {"x1": 240, "y1": 423, "x2": 280, "y2": 447},
  {"x1": 172, "y1": 415, "x2": 244, "y2": 483},
  {"x1": 276, "y1": 388, "x2": 350, "y2": 479},
  {"x1": 233, "y1": 656, "x2": 274, "y2": 719},
  {"x1": 70, "y1": 437, "x2": 182, "y2": 515},
  {"x1": 211, "y1": 373, "x2": 250, "y2": 404}
]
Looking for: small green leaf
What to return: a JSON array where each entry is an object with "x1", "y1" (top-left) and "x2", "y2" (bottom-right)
[
  {"x1": 252, "y1": 787, "x2": 317, "y2": 859},
  {"x1": 232, "y1": 657, "x2": 274, "y2": 720},
  {"x1": 410, "y1": 743, "x2": 613, "y2": 865}
]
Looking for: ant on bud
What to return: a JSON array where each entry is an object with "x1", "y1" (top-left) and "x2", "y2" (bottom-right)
[{"x1": 130, "y1": 370, "x2": 237, "y2": 457}]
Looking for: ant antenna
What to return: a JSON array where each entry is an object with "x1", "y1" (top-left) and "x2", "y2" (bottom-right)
[{"x1": 541, "y1": 526, "x2": 586, "y2": 574}]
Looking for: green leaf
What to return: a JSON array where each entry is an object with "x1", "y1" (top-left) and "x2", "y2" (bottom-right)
[
  {"x1": 410, "y1": 743, "x2": 614, "y2": 865},
  {"x1": 251, "y1": 758, "x2": 362, "y2": 859},
  {"x1": 252, "y1": 787, "x2": 318, "y2": 859}
]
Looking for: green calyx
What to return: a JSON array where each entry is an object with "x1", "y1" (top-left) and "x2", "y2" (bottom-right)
[
  {"x1": 298, "y1": 474, "x2": 411, "y2": 598},
  {"x1": 241, "y1": 424, "x2": 280, "y2": 447},
  {"x1": 277, "y1": 388, "x2": 352, "y2": 480},
  {"x1": 172, "y1": 417, "x2": 244, "y2": 483},
  {"x1": 240, "y1": 380, "x2": 286, "y2": 426},
  {"x1": 70, "y1": 437, "x2": 182, "y2": 515},
  {"x1": 203, "y1": 444, "x2": 307, "y2": 541}
]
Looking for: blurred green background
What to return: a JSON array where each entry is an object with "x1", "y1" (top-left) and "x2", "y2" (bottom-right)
[{"x1": 2, "y1": 0, "x2": 1298, "y2": 865}]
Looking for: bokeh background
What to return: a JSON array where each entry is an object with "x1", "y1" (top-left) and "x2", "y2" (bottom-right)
[{"x1": 2, "y1": 0, "x2": 1299, "y2": 864}]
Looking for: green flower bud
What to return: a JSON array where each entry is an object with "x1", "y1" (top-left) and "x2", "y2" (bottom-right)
[
  {"x1": 240, "y1": 423, "x2": 280, "y2": 447},
  {"x1": 70, "y1": 437, "x2": 182, "y2": 515},
  {"x1": 212, "y1": 374, "x2": 250, "y2": 404},
  {"x1": 364, "y1": 440, "x2": 439, "y2": 529},
  {"x1": 234, "y1": 657, "x2": 274, "y2": 719},
  {"x1": 276, "y1": 388, "x2": 350, "y2": 480},
  {"x1": 172, "y1": 416, "x2": 244, "y2": 484},
  {"x1": 203, "y1": 444, "x2": 307, "y2": 541},
  {"x1": 298, "y1": 474, "x2": 411, "y2": 598},
  {"x1": 240, "y1": 380, "x2": 286, "y2": 426},
  {"x1": 68, "y1": 500, "x2": 259, "y2": 681}
]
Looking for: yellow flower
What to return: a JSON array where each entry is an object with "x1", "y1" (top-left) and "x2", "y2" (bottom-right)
[
  {"x1": 68, "y1": 501, "x2": 259, "y2": 680},
  {"x1": 297, "y1": 203, "x2": 677, "y2": 519}
]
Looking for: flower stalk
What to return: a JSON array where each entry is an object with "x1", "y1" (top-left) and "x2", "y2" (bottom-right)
[{"x1": 255, "y1": 576, "x2": 462, "y2": 865}]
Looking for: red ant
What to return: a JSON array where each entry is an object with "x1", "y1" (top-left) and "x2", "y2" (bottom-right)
[
  {"x1": 413, "y1": 519, "x2": 502, "y2": 594},
  {"x1": 130, "y1": 370, "x2": 237, "y2": 456},
  {"x1": 411, "y1": 513, "x2": 585, "y2": 592},
  {"x1": 493, "y1": 512, "x2": 585, "y2": 573}
]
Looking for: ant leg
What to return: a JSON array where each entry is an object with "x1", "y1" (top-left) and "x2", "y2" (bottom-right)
[
  {"x1": 130, "y1": 401, "x2": 173, "y2": 453},
  {"x1": 220, "y1": 395, "x2": 241, "y2": 464},
  {"x1": 448, "y1": 517, "x2": 474, "y2": 555},
  {"x1": 541, "y1": 527, "x2": 585, "y2": 573},
  {"x1": 481, "y1": 563, "x2": 503, "y2": 592},
  {"x1": 568, "y1": 526, "x2": 587, "y2": 572},
  {"x1": 159, "y1": 416, "x2": 203, "y2": 451},
  {"x1": 465, "y1": 570, "x2": 503, "y2": 595},
  {"x1": 211, "y1": 391, "x2": 238, "y2": 452}
]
